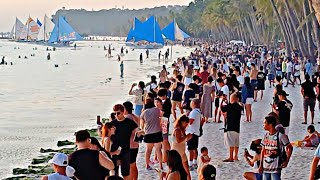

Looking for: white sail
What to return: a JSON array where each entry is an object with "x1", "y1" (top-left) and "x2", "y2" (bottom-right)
[
  {"x1": 9, "y1": 26, "x2": 14, "y2": 39},
  {"x1": 19, "y1": 25, "x2": 28, "y2": 40},
  {"x1": 26, "y1": 17, "x2": 40, "y2": 40},
  {"x1": 174, "y1": 22, "x2": 185, "y2": 41},
  {"x1": 15, "y1": 18, "x2": 25, "y2": 40},
  {"x1": 37, "y1": 15, "x2": 55, "y2": 41}
]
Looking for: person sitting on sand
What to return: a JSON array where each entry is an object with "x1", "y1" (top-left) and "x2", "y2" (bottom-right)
[
  {"x1": 243, "y1": 139, "x2": 263, "y2": 180},
  {"x1": 302, "y1": 125, "x2": 319, "y2": 147},
  {"x1": 41, "y1": 153, "x2": 75, "y2": 180}
]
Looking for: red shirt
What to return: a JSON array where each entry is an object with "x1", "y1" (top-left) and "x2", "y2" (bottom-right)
[{"x1": 200, "y1": 71, "x2": 210, "y2": 84}]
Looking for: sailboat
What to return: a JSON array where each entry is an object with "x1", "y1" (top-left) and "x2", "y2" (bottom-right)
[
  {"x1": 162, "y1": 20, "x2": 190, "y2": 42},
  {"x1": 131, "y1": 16, "x2": 164, "y2": 49},
  {"x1": 17, "y1": 17, "x2": 40, "y2": 41},
  {"x1": 37, "y1": 15, "x2": 55, "y2": 42},
  {"x1": 48, "y1": 16, "x2": 82, "y2": 46},
  {"x1": 9, "y1": 18, "x2": 25, "y2": 41},
  {"x1": 125, "y1": 17, "x2": 143, "y2": 47}
]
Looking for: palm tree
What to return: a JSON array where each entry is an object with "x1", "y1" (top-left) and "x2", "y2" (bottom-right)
[{"x1": 310, "y1": 0, "x2": 320, "y2": 24}]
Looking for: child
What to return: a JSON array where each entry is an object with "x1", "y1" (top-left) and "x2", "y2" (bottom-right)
[
  {"x1": 197, "y1": 147, "x2": 211, "y2": 175},
  {"x1": 302, "y1": 125, "x2": 319, "y2": 147}
]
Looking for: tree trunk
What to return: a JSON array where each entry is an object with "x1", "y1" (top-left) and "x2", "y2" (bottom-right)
[
  {"x1": 284, "y1": 0, "x2": 309, "y2": 57},
  {"x1": 269, "y1": 0, "x2": 292, "y2": 56},
  {"x1": 310, "y1": 0, "x2": 320, "y2": 25},
  {"x1": 244, "y1": 17, "x2": 258, "y2": 44},
  {"x1": 304, "y1": 0, "x2": 316, "y2": 61},
  {"x1": 283, "y1": 13, "x2": 296, "y2": 50},
  {"x1": 309, "y1": 0, "x2": 320, "y2": 59}
]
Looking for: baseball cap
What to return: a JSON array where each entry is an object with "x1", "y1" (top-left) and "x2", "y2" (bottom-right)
[
  {"x1": 193, "y1": 66, "x2": 200, "y2": 70},
  {"x1": 277, "y1": 90, "x2": 289, "y2": 96},
  {"x1": 48, "y1": 153, "x2": 69, "y2": 166}
]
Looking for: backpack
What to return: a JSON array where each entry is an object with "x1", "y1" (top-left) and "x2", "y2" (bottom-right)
[
  {"x1": 276, "y1": 131, "x2": 288, "y2": 166},
  {"x1": 196, "y1": 109, "x2": 205, "y2": 137}
]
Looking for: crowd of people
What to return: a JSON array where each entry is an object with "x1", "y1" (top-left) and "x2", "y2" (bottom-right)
[{"x1": 42, "y1": 41, "x2": 320, "y2": 180}]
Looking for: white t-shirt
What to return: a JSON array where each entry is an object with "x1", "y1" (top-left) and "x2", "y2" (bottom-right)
[
  {"x1": 146, "y1": 83, "x2": 157, "y2": 93},
  {"x1": 223, "y1": 64, "x2": 229, "y2": 73},
  {"x1": 294, "y1": 64, "x2": 300, "y2": 76},
  {"x1": 221, "y1": 85, "x2": 230, "y2": 102},
  {"x1": 237, "y1": 75, "x2": 244, "y2": 86},
  {"x1": 48, "y1": 173, "x2": 72, "y2": 180},
  {"x1": 186, "y1": 108, "x2": 201, "y2": 136},
  {"x1": 286, "y1": 62, "x2": 293, "y2": 73}
]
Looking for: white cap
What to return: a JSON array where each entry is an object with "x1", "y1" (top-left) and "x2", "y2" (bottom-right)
[
  {"x1": 48, "y1": 153, "x2": 69, "y2": 166},
  {"x1": 193, "y1": 66, "x2": 200, "y2": 70}
]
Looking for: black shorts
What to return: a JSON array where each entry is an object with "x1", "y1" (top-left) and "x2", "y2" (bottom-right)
[
  {"x1": 187, "y1": 134, "x2": 199, "y2": 150},
  {"x1": 130, "y1": 148, "x2": 139, "y2": 164},
  {"x1": 144, "y1": 131, "x2": 163, "y2": 143},
  {"x1": 257, "y1": 83, "x2": 265, "y2": 90},
  {"x1": 214, "y1": 97, "x2": 220, "y2": 107},
  {"x1": 112, "y1": 150, "x2": 130, "y2": 176}
]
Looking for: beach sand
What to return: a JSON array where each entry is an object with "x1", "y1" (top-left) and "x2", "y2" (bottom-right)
[
  {"x1": 135, "y1": 83, "x2": 317, "y2": 179},
  {"x1": 0, "y1": 40, "x2": 318, "y2": 179}
]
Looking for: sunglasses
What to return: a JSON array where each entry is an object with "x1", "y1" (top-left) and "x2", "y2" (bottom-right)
[{"x1": 114, "y1": 111, "x2": 121, "y2": 115}]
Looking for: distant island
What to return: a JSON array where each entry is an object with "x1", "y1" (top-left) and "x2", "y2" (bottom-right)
[{"x1": 51, "y1": 5, "x2": 185, "y2": 37}]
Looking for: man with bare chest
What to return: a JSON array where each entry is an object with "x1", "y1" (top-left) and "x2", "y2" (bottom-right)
[{"x1": 250, "y1": 63, "x2": 259, "y2": 102}]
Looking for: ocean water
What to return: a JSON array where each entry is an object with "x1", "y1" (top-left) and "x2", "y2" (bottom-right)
[{"x1": 0, "y1": 40, "x2": 192, "y2": 178}]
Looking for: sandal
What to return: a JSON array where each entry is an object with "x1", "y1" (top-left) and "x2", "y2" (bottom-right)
[
  {"x1": 301, "y1": 122, "x2": 307, "y2": 124},
  {"x1": 222, "y1": 159, "x2": 234, "y2": 162}
]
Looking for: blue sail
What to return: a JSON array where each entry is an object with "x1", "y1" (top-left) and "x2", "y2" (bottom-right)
[
  {"x1": 48, "y1": 16, "x2": 82, "y2": 43},
  {"x1": 134, "y1": 16, "x2": 164, "y2": 45},
  {"x1": 162, "y1": 20, "x2": 190, "y2": 41},
  {"x1": 181, "y1": 30, "x2": 190, "y2": 39},
  {"x1": 126, "y1": 17, "x2": 142, "y2": 42},
  {"x1": 162, "y1": 21, "x2": 175, "y2": 41}
]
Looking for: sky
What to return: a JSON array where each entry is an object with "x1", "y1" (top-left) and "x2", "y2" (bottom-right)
[{"x1": 0, "y1": 0, "x2": 192, "y2": 32}]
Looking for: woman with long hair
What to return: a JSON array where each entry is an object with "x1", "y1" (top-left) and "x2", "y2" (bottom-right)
[
  {"x1": 242, "y1": 77, "x2": 254, "y2": 122},
  {"x1": 159, "y1": 150, "x2": 187, "y2": 180},
  {"x1": 171, "y1": 115, "x2": 192, "y2": 180},
  {"x1": 129, "y1": 81, "x2": 146, "y2": 116},
  {"x1": 201, "y1": 76, "x2": 215, "y2": 123},
  {"x1": 140, "y1": 98, "x2": 163, "y2": 170},
  {"x1": 243, "y1": 139, "x2": 263, "y2": 180},
  {"x1": 101, "y1": 123, "x2": 120, "y2": 156},
  {"x1": 184, "y1": 65, "x2": 194, "y2": 86},
  {"x1": 159, "y1": 65, "x2": 168, "y2": 83}
]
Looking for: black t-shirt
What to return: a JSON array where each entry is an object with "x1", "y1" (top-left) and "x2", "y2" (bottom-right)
[
  {"x1": 172, "y1": 82, "x2": 185, "y2": 101},
  {"x1": 221, "y1": 103, "x2": 243, "y2": 133},
  {"x1": 276, "y1": 99, "x2": 293, "y2": 127},
  {"x1": 183, "y1": 89, "x2": 196, "y2": 110},
  {"x1": 301, "y1": 81, "x2": 316, "y2": 98},
  {"x1": 257, "y1": 72, "x2": 266, "y2": 85},
  {"x1": 111, "y1": 118, "x2": 138, "y2": 152},
  {"x1": 162, "y1": 98, "x2": 172, "y2": 118},
  {"x1": 69, "y1": 149, "x2": 106, "y2": 180}
]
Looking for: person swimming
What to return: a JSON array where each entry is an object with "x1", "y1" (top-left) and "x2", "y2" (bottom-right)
[
  {"x1": 47, "y1": 53, "x2": 51, "y2": 60},
  {"x1": 140, "y1": 53, "x2": 143, "y2": 63}
]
